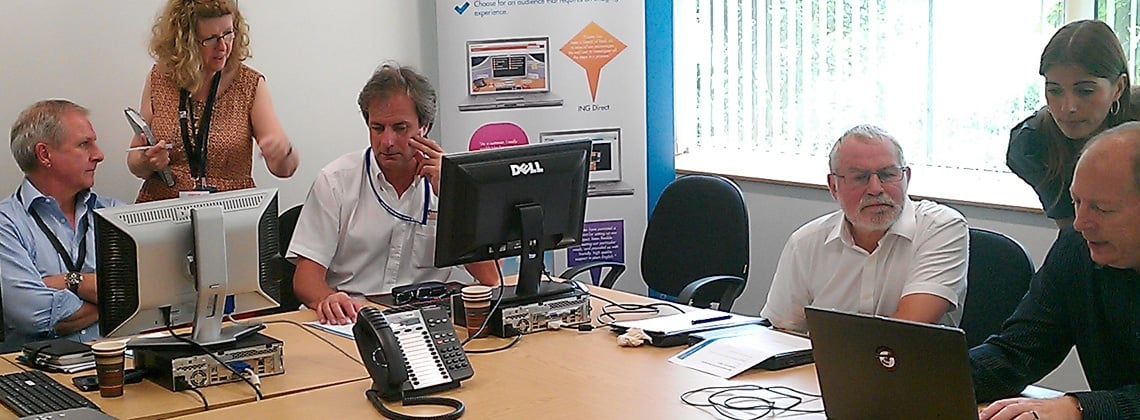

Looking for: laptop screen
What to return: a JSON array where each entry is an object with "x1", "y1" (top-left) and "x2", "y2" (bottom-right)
[
  {"x1": 467, "y1": 37, "x2": 551, "y2": 96},
  {"x1": 541, "y1": 128, "x2": 622, "y2": 183},
  {"x1": 804, "y1": 306, "x2": 977, "y2": 419}
]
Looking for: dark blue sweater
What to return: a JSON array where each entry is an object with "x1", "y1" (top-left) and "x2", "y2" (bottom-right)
[{"x1": 970, "y1": 229, "x2": 1140, "y2": 419}]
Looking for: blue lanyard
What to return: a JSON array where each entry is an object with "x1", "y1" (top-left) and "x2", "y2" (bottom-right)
[{"x1": 364, "y1": 147, "x2": 430, "y2": 225}]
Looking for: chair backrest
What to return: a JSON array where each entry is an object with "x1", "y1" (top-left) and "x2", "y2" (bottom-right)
[
  {"x1": 960, "y1": 227, "x2": 1034, "y2": 348},
  {"x1": 279, "y1": 204, "x2": 303, "y2": 253},
  {"x1": 276, "y1": 204, "x2": 304, "y2": 312},
  {"x1": 641, "y1": 174, "x2": 749, "y2": 308}
]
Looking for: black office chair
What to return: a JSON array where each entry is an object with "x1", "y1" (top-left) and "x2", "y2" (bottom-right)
[
  {"x1": 562, "y1": 174, "x2": 749, "y2": 312},
  {"x1": 960, "y1": 227, "x2": 1034, "y2": 348},
  {"x1": 559, "y1": 261, "x2": 625, "y2": 289},
  {"x1": 273, "y1": 204, "x2": 304, "y2": 313}
]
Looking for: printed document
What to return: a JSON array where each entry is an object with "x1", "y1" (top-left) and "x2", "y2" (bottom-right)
[{"x1": 669, "y1": 326, "x2": 811, "y2": 378}]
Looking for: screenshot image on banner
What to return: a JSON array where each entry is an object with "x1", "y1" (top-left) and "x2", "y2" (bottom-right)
[
  {"x1": 459, "y1": 36, "x2": 564, "y2": 112},
  {"x1": 541, "y1": 128, "x2": 633, "y2": 197}
]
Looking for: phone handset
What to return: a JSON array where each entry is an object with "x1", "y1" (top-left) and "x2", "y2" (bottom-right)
[
  {"x1": 354, "y1": 306, "x2": 467, "y2": 420},
  {"x1": 354, "y1": 307, "x2": 406, "y2": 399}
]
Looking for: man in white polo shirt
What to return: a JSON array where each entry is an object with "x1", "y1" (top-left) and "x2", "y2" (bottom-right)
[
  {"x1": 759, "y1": 124, "x2": 968, "y2": 333},
  {"x1": 288, "y1": 63, "x2": 497, "y2": 325}
]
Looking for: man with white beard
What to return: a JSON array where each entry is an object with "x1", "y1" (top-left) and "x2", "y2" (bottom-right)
[{"x1": 759, "y1": 124, "x2": 968, "y2": 333}]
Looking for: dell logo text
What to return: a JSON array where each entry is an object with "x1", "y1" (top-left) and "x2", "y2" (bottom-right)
[{"x1": 510, "y1": 161, "x2": 545, "y2": 176}]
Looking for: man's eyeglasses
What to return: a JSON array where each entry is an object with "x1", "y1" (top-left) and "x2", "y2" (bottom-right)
[
  {"x1": 393, "y1": 281, "x2": 451, "y2": 305},
  {"x1": 831, "y1": 166, "x2": 907, "y2": 187},
  {"x1": 199, "y1": 31, "x2": 235, "y2": 48}
]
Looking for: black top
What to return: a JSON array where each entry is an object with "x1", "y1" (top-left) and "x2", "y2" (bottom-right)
[
  {"x1": 1006, "y1": 112, "x2": 1081, "y2": 220},
  {"x1": 970, "y1": 229, "x2": 1140, "y2": 419}
]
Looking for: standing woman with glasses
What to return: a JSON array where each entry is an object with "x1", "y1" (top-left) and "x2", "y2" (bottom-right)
[
  {"x1": 1008, "y1": 19, "x2": 1139, "y2": 230},
  {"x1": 127, "y1": 0, "x2": 298, "y2": 202}
]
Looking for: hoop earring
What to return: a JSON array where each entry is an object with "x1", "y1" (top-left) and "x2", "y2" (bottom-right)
[{"x1": 1111, "y1": 99, "x2": 1121, "y2": 115}]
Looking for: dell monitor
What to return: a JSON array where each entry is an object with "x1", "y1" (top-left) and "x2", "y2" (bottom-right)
[
  {"x1": 94, "y1": 188, "x2": 282, "y2": 347},
  {"x1": 434, "y1": 139, "x2": 591, "y2": 301}
]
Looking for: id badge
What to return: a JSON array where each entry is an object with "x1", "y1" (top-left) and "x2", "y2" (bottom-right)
[
  {"x1": 179, "y1": 180, "x2": 217, "y2": 198},
  {"x1": 179, "y1": 190, "x2": 211, "y2": 198}
]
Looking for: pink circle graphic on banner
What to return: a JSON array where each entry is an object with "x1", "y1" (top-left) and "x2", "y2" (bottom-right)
[{"x1": 469, "y1": 122, "x2": 529, "y2": 151}]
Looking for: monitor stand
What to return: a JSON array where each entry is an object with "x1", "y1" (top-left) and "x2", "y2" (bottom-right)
[
  {"x1": 493, "y1": 280, "x2": 575, "y2": 305},
  {"x1": 126, "y1": 322, "x2": 265, "y2": 349},
  {"x1": 129, "y1": 206, "x2": 266, "y2": 349}
]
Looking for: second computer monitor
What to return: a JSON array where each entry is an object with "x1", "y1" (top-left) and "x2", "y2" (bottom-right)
[
  {"x1": 95, "y1": 188, "x2": 282, "y2": 346},
  {"x1": 434, "y1": 140, "x2": 591, "y2": 297}
]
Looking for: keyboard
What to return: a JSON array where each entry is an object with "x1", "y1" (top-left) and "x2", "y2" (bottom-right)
[{"x1": 0, "y1": 370, "x2": 100, "y2": 417}]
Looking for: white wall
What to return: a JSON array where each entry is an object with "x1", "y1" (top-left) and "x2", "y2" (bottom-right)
[
  {"x1": 0, "y1": 0, "x2": 441, "y2": 209},
  {"x1": 731, "y1": 180, "x2": 1089, "y2": 391}
]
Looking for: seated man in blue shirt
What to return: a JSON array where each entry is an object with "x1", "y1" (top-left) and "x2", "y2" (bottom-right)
[
  {"x1": 0, "y1": 100, "x2": 121, "y2": 350},
  {"x1": 973, "y1": 121, "x2": 1140, "y2": 419}
]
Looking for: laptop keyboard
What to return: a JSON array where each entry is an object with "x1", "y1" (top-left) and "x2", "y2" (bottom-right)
[{"x1": 0, "y1": 370, "x2": 100, "y2": 417}]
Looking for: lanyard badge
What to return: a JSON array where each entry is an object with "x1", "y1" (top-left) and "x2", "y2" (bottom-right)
[
  {"x1": 179, "y1": 71, "x2": 222, "y2": 191},
  {"x1": 364, "y1": 147, "x2": 430, "y2": 225}
]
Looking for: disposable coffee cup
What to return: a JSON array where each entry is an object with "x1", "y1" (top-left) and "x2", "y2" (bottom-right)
[
  {"x1": 91, "y1": 341, "x2": 127, "y2": 398},
  {"x1": 461, "y1": 285, "x2": 493, "y2": 338}
]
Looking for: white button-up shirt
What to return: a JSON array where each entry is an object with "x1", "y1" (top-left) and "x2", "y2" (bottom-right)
[
  {"x1": 287, "y1": 149, "x2": 451, "y2": 297},
  {"x1": 760, "y1": 199, "x2": 968, "y2": 333}
]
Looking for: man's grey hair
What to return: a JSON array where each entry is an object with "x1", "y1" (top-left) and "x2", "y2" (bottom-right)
[
  {"x1": 828, "y1": 124, "x2": 907, "y2": 172},
  {"x1": 357, "y1": 61, "x2": 437, "y2": 128},
  {"x1": 1082, "y1": 120, "x2": 1140, "y2": 193},
  {"x1": 10, "y1": 99, "x2": 88, "y2": 173}
]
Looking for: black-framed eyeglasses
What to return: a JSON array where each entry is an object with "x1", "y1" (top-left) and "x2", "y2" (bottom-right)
[
  {"x1": 831, "y1": 165, "x2": 907, "y2": 187},
  {"x1": 198, "y1": 30, "x2": 235, "y2": 48},
  {"x1": 393, "y1": 281, "x2": 450, "y2": 305}
]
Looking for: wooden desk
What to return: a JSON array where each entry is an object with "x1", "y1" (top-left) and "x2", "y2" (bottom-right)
[
  {"x1": 173, "y1": 287, "x2": 824, "y2": 419},
  {"x1": 0, "y1": 358, "x2": 25, "y2": 375},
  {"x1": 0, "y1": 310, "x2": 367, "y2": 420}
]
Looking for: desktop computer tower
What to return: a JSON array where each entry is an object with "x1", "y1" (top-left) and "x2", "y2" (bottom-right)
[{"x1": 132, "y1": 333, "x2": 285, "y2": 391}]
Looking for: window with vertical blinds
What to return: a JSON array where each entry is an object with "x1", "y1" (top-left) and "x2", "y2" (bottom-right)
[{"x1": 671, "y1": 1, "x2": 1140, "y2": 209}]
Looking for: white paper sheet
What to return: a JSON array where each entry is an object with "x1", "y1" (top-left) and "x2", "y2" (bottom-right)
[{"x1": 669, "y1": 327, "x2": 811, "y2": 378}]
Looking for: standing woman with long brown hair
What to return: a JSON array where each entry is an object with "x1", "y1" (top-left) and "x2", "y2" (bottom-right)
[
  {"x1": 127, "y1": 0, "x2": 298, "y2": 202},
  {"x1": 1007, "y1": 19, "x2": 1138, "y2": 230}
]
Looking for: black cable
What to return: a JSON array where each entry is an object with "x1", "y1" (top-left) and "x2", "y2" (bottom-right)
[
  {"x1": 591, "y1": 294, "x2": 687, "y2": 328},
  {"x1": 680, "y1": 384, "x2": 824, "y2": 419},
  {"x1": 542, "y1": 270, "x2": 687, "y2": 329},
  {"x1": 184, "y1": 387, "x2": 209, "y2": 411},
  {"x1": 366, "y1": 389, "x2": 464, "y2": 420},
  {"x1": 463, "y1": 334, "x2": 522, "y2": 354}
]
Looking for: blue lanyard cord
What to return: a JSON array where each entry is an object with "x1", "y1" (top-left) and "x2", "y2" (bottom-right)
[{"x1": 364, "y1": 147, "x2": 430, "y2": 225}]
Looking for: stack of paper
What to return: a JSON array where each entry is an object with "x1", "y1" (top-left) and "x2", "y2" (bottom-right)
[{"x1": 668, "y1": 325, "x2": 811, "y2": 378}]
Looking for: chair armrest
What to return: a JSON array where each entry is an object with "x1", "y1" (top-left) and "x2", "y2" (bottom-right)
[
  {"x1": 558, "y1": 261, "x2": 626, "y2": 289},
  {"x1": 676, "y1": 275, "x2": 746, "y2": 312}
]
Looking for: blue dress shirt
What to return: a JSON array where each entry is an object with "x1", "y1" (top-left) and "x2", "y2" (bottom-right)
[{"x1": 0, "y1": 179, "x2": 122, "y2": 351}]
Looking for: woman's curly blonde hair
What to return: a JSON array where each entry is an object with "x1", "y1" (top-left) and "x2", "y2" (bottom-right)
[{"x1": 149, "y1": 0, "x2": 251, "y2": 93}]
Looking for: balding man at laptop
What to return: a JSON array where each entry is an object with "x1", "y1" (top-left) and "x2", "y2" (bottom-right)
[
  {"x1": 760, "y1": 125, "x2": 968, "y2": 333},
  {"x1": 974, "y1": 122, "x2": 1140, "y2": 420}
]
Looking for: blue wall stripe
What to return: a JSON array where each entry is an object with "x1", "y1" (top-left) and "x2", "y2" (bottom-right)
[{"x1": 645, "y1": 0, "x2": 675, "y2": 216}]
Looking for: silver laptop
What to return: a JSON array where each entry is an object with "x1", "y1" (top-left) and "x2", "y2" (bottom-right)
[
  {"x1": 540, "y1": 128, "x2": 633, "y2": 197},
  {"x1": 804, "y1": 306, "x2": 976, "y2": 419},
  {"x1": 459, "y1": 37, "x2": 564, "y2": 112}
]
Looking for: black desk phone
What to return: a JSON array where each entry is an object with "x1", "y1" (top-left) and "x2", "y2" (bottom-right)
[{"x1": 354, "y1": 305, "x2": 472, "y2": 420}]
